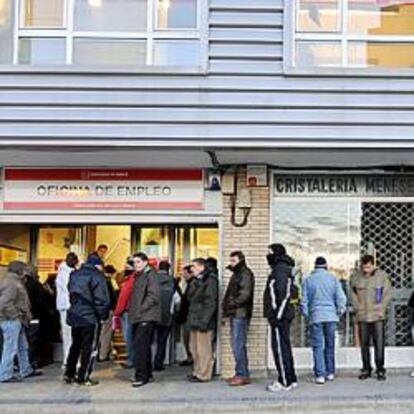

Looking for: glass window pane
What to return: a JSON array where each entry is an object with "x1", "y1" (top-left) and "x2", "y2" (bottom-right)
[
  {"x1": 74, "y1": 0, "x2": 147, "y2": 31},
  {"x1": 348, "y1": 1, "x2": 414, "y2": 35},
  {"x1": 19, "y1": 38, "x2": 66, "y2": 64},
  {"x1": 297, "y1": 0, "x2": 340, "y2": 32},
  {"x1": 295, "y1": 41, "x2": 342, "y2": 67},
  {"x1": 0, "y1": 0, "x2": 14, "y2": 63},
  {"x1": 153, "y1": 40, "x2": 200, "y2": 65},
  {"x1": 157, "y1": 0, "x2": 197, "y2": 29},
  {"x1": 348, "y1": 41, "x2": 414, "y2": 68},
  {"x1": 22, "y1": 0, "x2": 65, "y2": 27},
  {"x1": 73, "y1": 38, "x2": 146, "y2": 66}
]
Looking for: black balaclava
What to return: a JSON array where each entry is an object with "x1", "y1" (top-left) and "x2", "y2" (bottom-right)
[{"x1": 267, "y1": 243, "x2": 287, "y2": 266}]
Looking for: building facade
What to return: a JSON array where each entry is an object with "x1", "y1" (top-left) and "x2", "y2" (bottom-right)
[{"x1": 1, "y1": 0, "x2": 414, "y2": 376}]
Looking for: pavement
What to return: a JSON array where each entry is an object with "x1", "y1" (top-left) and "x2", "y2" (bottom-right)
[{"x1": 0, "y1": 363, "x2": 413, "y2": 414}]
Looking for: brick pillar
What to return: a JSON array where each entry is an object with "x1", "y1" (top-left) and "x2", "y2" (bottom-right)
[{"x1": 220, "y1": 167, "x2": 270, "y2": 378}]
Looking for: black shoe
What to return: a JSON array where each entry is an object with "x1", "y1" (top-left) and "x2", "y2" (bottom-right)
[
  {"x1": 63, "y1": 376, "x2": 74, "y2": 384},
  {"x1": 132, "y1": 380, "x2": 148, "y2": 388},
  {"x1": 179, "y1": 360, "x2": 193, "y2": 367},
  {"x1": 153, "y1": 366, "x2": 165, "y2": 372},
  {"x1": 25, "y1": 370, "x2": 43, "y2": 378},
  {"x1": 358, "y1": 370, "x2": 372, "y2": 380},
  {"x1": 188, "y1": 376, "x2": 206, "y2": 383},
  {"x1": 1, "y1": 376, "x2": 23, "y2": 383},
  {"x1": 77, "y1": 378, "x2": 99, "y2": 387},
  {"x1": 377, "y1": 371, "x2": 386, "y2": 381}
]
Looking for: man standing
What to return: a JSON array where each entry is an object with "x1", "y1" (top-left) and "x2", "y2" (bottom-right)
[
  {"x1": 187, "y1": 258, "x2": 218, "y2": 383},
  {"x1": 0, "y1": 261, "x2": 39, "y2": 383},
  {"x1": 64, "y1": 254, "x2": 110, "y2": 386},
  {"x1": 263, "y1": 244, "x2": 297, "y2": 392},
  {"x1": 302, "y1": 257, "x2": 347, "y2": 384},
  {"x1": 128, "y1": 252, "x2": 161, "y2": 388},
  {"x1": 56, "y1": 252, "x2": 79, "y2": 367},
  {"x1": 222, "y1": 251, "x2": 255, "y2": 386},
  {"x1": 351, "y1": 255, "x2": 392, "y2": 381}
]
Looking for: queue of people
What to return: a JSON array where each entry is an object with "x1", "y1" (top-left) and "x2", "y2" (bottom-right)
[{"x1": 0, "y1": 241, "x2": 405, "y2": 390}]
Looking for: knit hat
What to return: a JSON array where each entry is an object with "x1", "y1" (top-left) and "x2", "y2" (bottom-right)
[
  {"x1": 315, "y1": 256, "x2": 327, "y2": 269},
  {"x1": 268, "y1": 243, "x2": 287, "y2": 257},
  {"x1": 87, "y1": 254, "x2": 103, "y2": 267}
]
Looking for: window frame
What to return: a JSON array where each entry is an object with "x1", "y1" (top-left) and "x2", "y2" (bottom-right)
[
  {"x1": 4, "y1": 0, "x2": 208, "y2": 72},
  {"x1": 284, "y1": 0, "x2": 414, "y2": 77}
]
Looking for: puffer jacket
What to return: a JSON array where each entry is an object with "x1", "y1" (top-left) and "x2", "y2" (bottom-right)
[
  {"x1": 0, "y1": 272, "x2": 32, "y2": 324},
  {"x1": 263, "y1": 254, "x2": 296, "y2": 325},
  {"x1": 128, "y1": 265, "x2": 162, "y2": 325},
  {"x1": 158, "y1": 270, "x2": 176, "y2": 327},
  {"x1": 67, "y1": 263, "x2": 110, "y2": 327},
  {"x1": 56, "y1": 261, "x2": 74, "y2": 311},
  {"x1": 350, "y1": 268, "x2": 392, "y2": 322},
  {"x1": 187, "y1": 270, "x2": 218, "y2": 332},
  {"x1": 222, "y1": 261, "x2": 255, "y2": 319}
]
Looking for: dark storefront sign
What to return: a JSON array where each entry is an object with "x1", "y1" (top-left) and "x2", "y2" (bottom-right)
[{"x1": 274, "y1": 174, "x2": 414, "y2": 197}]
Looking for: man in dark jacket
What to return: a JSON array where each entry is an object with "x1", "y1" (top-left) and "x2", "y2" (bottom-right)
[
  {"x1": 64, "y1": 254, "x2": 110, "y2": 386},
  {"x1": 222, "y1": 251, "x2": 254, "y2": 386},
  {"x1": 263, "y1": 243, "x2": 297, "y2": 392},
  {"x1": 187, "y1": 258, "x2": 218, "y2": 383},
  {"x1": 128, "y1": 252, "x2": 161, "y2": 388},
  {"x1": 154, "y1": 261, "x2": 176, "y2": 371}
]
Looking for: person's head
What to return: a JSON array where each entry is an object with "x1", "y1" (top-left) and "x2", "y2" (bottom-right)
[
  {"x1": 159, "y1": 260, "x2": 171, "y2": 273},
  {"x1": 229, "y1": 250, "x2": 245, "y2": 269},
  {"x1": 192, "y1": 258, "x2": 206, "y2": 277},
  {"x1": 8, "y1": 260, "x2": 27, "y2": 279},
  {"x1": 361, "y1": 255, "x2": 376, "y2": 275},
  {"x1": 133, "y1": 252, "x2": 149, "y2": 273},
  {"x1": 183, "y1": 264, "x2": 193, "y2": 280},
  {"x1": 86, "y1": 254, "x2": 104, "y2": 271},
  {"x1": 24, "y1": 264, "x2": 38, "y2": 280},
  {"x1": 66, "y1": 252, "x2": 79, "y2": 269},
  {"x1": 104, "y1": 264, "x2": 117, "y2": 276},
  {"x1": 315, "y1": 256, "x2": 327, "y2": 270},
  {"x1": 267, "y1": 243, "x2": 287, "y2": 266},
  {"x1": 205, "y1": 257, "x2": 218, "y2": 272},
  {"x1": 96, "y1": 244, "x2": 108, "y2": 259}
]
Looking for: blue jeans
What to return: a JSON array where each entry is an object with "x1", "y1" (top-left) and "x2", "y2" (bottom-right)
[
  {"x1": 310, "y1": 321, "x2": 337, "y2": 378},
  {"x1": 0, "y1": 320, "x2": 33, "y2": 382},
  {"x1": 121, "y1": 312, "x2": 135, "y2": 367},
  {"x1": 231, "y1": 318, "x2": 250, "y2": 378}
]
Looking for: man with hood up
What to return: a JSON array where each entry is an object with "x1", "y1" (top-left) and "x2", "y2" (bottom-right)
[{"x1": 263, "y1": 243, "x2": 297, "y2": 392}]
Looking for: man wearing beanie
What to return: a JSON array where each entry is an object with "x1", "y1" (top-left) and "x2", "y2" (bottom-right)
[
  {"x1": 0, "y1": 261, "x2": 39, "y2": 383},
  {"x1": 302, "y1": 257, "x2": 347, "y2": 384},
  {"x1": 64, "y1": 254, "x2": 110, "y2": 386},
  {"x1": 263, "y1": 244, "x2": 298, "y2": 392}
]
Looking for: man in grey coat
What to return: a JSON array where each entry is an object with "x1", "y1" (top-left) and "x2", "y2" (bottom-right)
[{"x1": 128, "y1": 252, "x2": 161, "y2": 388}]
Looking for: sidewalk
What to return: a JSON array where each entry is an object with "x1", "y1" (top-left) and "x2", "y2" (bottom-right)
[{"x1": 0, "y1": 364, "x2": 413, "y2": 414}]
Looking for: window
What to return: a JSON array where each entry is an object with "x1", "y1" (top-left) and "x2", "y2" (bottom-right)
[
  {"x1": 291, "y1": 0, "x2": 414, "y2": 70},
  {"x1": 1, "y1": 0, "x2": 204, "y2": 67}
]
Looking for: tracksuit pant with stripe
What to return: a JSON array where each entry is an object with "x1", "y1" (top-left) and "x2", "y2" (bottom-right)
[{"x1": 270, "y1": 319, "x2": 297, "y2": 387}]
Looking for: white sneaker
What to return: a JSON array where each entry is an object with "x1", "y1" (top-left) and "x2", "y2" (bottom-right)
[
  {"x1": 291, "y1": 382, "x2": 299, "y2": 388},
  {"x1": 266, "y1": 382, "x2": 292, "y2": 393},
  {"x1": 315, "y1": 377, "x2": 326, "y2": 385},
  {"x1": 326, "y1": 374, "x2": 335, "y2": 381},
  {"x1": 410, "y1": 371, "x2": 414, "y2": 378}
]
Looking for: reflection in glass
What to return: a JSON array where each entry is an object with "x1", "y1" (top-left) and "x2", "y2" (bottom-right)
[
  {"x1": 157, "y1": 0, "x2": 197, "y2": 29},
  {"x1": 73, "y1": 39, "x2": 146, "y2": 66},
  {"x1": 349, "y1": 41, "x2": 414, "y2": 68},
  {"x1": 74, "y1": 0, "x2": 147, "y2": 31},
  {"x1": 19, "y1": 38, "x2": 66, "y2": 64},
  {"x1": 348, "y1": 1, "x2": 414, "y2": 35},
  {"x1": 0, "y1": 0, "x2": 14, "y2": 63},
  {"x1": 138, "y1": 227, "x2": 171, "y2": 265},
  {"x1": 23, "y1": 0, "x2": 65, "y2": 27},
  {"x1": 190, "y1": 228, "x2": 219, "y2": 259},
  {"x1": 296, "y1": 41, "x2": 341, "y2": 67},
  {"x1": 297, "y1": 0, "x2": 340, "y2": 32},
  {"x1": 153, "y1": 40, "x2": 200, "y2": 65}
]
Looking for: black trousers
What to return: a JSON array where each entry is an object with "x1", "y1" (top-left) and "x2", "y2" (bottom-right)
[
  {"x1": 359, "y1": 321, "x2": 385, "y2": 374},
  {"x1": 154, "y1": 325, "x2": 171, "y2": 370},
  {"x1": 65, "y1": 324, "x2": 101, "y2": 382},
  {"x1": 270, "y1": 320, "x2": 297, "y2": 387},
  {"x1": 133, "y1": 322, "x2": 156, "y2": 382}
]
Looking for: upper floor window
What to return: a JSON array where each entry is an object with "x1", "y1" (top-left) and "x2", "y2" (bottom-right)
[
  {"x1": 0, "y1": 0, "x2": 204, "y2": 67},
  {"x1": 290, "y1": 0, "x2": 414, "y2": 70}
]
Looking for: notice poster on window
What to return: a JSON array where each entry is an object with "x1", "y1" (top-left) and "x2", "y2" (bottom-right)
[{"x1": 3, "y1": 168, "x2": 204, "y2": 210}]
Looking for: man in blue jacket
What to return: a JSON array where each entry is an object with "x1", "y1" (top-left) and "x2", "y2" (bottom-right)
[
  {"x1": 302, "y1": 257, "x2": 347, "y2": 384},
  {"x1": 64, "y1": 254, "x2": 110, "y2": 386}
]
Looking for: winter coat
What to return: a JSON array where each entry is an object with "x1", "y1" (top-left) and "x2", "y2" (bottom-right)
[
  {"x1": 128, "y1": 266, "x2": 162, "y2": 325},
  {"x1": 350, "y1": 269, "x2": 392, "y2": 323},
  {"x1": 56, "y1": 262, "x2": 74, "y2": 311},
  {"x1": 222, "y1": 261, "x2": 255, "y2": 319},
  {"x1": 177, "y1": 278, "x2": 194, "y2": 324},
  {"x1": 302, "y1": 268, "x2": 347, "y2": 324},
  {"x1": 67, "y1": 263, "x2": 111, "y2": 327},
  {"x1": 114, "y1": 273, "x2": 136, "y2": 317},
  {"x1": 187, "y1": 270, "x2": 218, "y2": 332},
  {"x1": 263, "y1": 254, "x2": 296, "y2": 326},
  {"x1": 0, "y1": 272, "x2": 32, "y2": 324},
  {"x1": 158, "y1": 270, "x2": 176, "y2": 327}
]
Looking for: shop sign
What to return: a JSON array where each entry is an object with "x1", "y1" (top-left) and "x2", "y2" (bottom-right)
[
  {"x1": 3, "y1": 168, "x2": 204, "y2": 210},
  {"x1": 274, "y1": 174, "x2": 414, "y2": 197}
]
